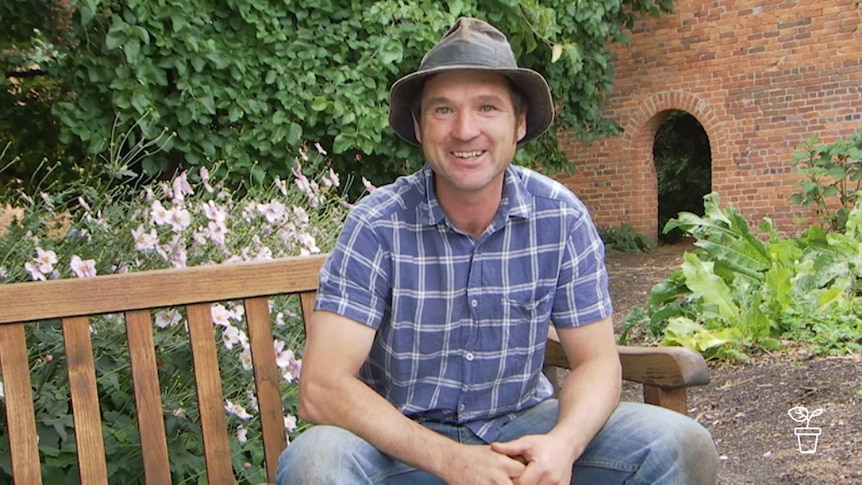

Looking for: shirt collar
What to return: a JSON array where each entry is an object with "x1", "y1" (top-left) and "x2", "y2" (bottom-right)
[{"x1": 419, "y1": 165, "x2": 532, "y2": 227}]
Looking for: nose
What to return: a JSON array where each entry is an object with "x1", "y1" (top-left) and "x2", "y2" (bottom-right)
[{"x1": 451, "y1": 110, "x2": 480, "y2": 140}]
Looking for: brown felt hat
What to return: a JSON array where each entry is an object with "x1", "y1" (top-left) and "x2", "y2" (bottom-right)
[{"x1": 388, "y1": 17, "x2": 554, "y2": 146}]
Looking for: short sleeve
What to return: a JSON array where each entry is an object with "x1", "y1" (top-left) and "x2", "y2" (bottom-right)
[
  {"x1": 314, "y1": 209, "x2": 391, "y2": 329},
  {"x1": 552, "y1": 216, "x2": 613, "y2": 328}
]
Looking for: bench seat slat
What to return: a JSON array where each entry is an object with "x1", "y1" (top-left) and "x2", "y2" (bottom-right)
[
  {"x1": 0, "y1": 323, "x2": 42, "y2": 484},
  {"x1": 125, "y1": 309, "x2": 172, "y2": 484},
  {"x1": 245, "y1": 297, "x2": 287, "y2": 482},
  {"x1": 62, "y1": 316, "x2": 109, "y2": 485},
  {"x1": 187, "y1": 303, "x2": 233, "y2": 485}
]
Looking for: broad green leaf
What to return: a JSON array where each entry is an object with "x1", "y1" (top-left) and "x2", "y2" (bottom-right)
[
  {"x1": 681, "y1": 252, "x2": 739, "y2": 320},
  {"x1": 817, "y1": 286, "x2": 844, "y2": 308},
  {"x1": 765, "y1": 263, "x2": 793, "y2": 312},
  {"x1": 311, "y1": 97, "x2": 328, "y2": 112}
]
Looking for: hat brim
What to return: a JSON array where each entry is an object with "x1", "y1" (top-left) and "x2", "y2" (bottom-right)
[{"x1": 389, "y1": 65, "x2": 554, "y2": 146}]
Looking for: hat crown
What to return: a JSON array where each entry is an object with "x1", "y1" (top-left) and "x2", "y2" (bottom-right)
[
  {"x1": 387, "y1": 17, "x2": 554, "y2": 146},
  {"x1": 419, "y1": 18, "x2": 518, "y2": 71}
]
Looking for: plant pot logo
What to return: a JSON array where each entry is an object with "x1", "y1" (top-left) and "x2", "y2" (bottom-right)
[{"x1": 787, "y1": 406, "x2": 824, "y2": 454}]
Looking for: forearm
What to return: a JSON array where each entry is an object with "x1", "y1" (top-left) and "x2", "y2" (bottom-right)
[
  {"x1": 300, "y1": 372, "x2": 464, "y2": 480},
  {"x1": 550, "y1": 353, "x2": 621, "y2": 461}
]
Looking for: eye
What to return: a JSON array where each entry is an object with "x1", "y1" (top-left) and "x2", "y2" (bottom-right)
[
  {"x1": 434, "y1": 106, "x2": 452, "y2": 115},
  {"x1": 480, "y1": 105, "x2": 497, "y2": 112}
]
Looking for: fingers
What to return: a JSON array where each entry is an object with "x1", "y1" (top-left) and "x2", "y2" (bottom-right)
[{"x1": 492, "y1": 437, "x2": 532, "y2": 460}]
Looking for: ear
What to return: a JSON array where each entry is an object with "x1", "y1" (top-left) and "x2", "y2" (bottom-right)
[
  {"x1": 516, "y1": 113, "x2": 527, "y2": 142},
  {"x1": 412, "y1": 114, "x2": 423, "y2": 144}
]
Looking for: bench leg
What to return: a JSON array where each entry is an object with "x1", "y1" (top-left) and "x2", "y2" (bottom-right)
[{"x1": 643, "y1": 385, "x2": 687, "y2": 414}]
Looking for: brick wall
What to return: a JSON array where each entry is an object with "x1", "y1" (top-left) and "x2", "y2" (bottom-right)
[{"x1": 558, "y1": 0, "x2": 862, "y2": 241}]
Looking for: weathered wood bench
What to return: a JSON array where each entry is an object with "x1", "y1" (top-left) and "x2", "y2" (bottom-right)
[{"x1": 0, "y1": 254, "x2": 709, "y2": 484}]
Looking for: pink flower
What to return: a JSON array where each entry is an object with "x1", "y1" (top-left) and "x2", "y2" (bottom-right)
[
  {"x1": 0, "y1": 266, "x2": 6, "y2": 280},
  {"x1": 151, "y1": 200, "x2": 171, "y2": 225},
  {"x1": 221, "y1": 324, "x2": 246, "y2": 350},
  {"x1": 224, "y1": 400, "x2": 253, "y2": 420},
  {"x1": 167, "y1": 208, "x2": 192, "y2": 232},
  {"x1": 274, "y1": 177, "x2": 288, "y2": 195},
  {"x1": 207, "y1": 221, "x2": 227, "y2": 249},
  {"x1": 239, "y1": 348, "x2": 253, "y2": 371},
  {"x1": 236, "y1": 425, "x2": 248, "y2": 444},
  {"x1": 154, "y1": 309, "x2": 182, "y2": 329},
  {"x1": 34, "y1": 248, "x2": 58, "y2": 273},
  {"x1": 292, "y1": 206, "x2": 309, "y2": 225},
  {"x1": 202, "y1": 200, "x2": 226, "y2": 222},
  {"x1": 199, "y1": 167, "x2": 215, "y2": 193},
  {"x1": 297, "y1": 232, "x2": 320, "y2": 253},
  {"x1": 284, "y1": 414, "x2": 297, "y2": 433},
  {"x1": 132, "y1": 225, "x2": 158, "y2": 251},
  {"x1": 274, "y1": 340, "x2": 295, "y2": 369},
  {"x1": 24, "y1": 262, "x2": 46, "y2": 281},
  {"x1": 259, "y1": 201, "x2": 286, "y2": 223},
  {"x1": 322, "y1": 167, "x2": 340, "y2": 188},
  {"x1": 172, "y1": 171, "x2": 194, "y2": 203},
  {"x1": 70, "y1": 255, "x2": 97, "y2": 278},
  {"x1": 362, "y1": 177, "x2": 378, "y2": 193},
  {"x1": 314, "y1": 142, "x2": 327, "y2": 156},
  {"x1": 211, "y1": 304, "x2": 231, "y2": 326}
]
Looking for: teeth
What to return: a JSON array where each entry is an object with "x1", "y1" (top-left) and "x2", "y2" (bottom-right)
[{"x1": 453, "y1": 151, "x2": 483, "y2": 159}]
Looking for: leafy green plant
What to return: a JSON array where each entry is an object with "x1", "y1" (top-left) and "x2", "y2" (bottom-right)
[
  {"x1": 625, "y1": 192, "x2": 862, "y2": 361},
  {"x1": 0, "y1": 143, "x2": 349, "y2": 483},
  {"x1": 599, "y1": 222, "x2": 654, "y2": 253},
  {"x1": 3, "y1": 0, "x2": 675, "y2": 194},
  {"x1": 790, "y1": 128, "x2": 862, "y2": 231}
]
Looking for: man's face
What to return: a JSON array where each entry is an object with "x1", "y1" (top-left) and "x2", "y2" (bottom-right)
[{"x1": 413, "y1": 70, "x2": 527, "y2": 199}]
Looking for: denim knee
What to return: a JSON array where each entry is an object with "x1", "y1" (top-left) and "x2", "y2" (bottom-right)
[
  {"x1": 275, "y1": 425, "x2": 419, "y2": 485},
  {"x1": 276, "y1": 425, "x2": 370, "y2": 485}
]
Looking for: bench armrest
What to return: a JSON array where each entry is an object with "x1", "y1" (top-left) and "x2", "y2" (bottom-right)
[{"x1": 543, "y1": 330, "x2": 710, "y2": 413}]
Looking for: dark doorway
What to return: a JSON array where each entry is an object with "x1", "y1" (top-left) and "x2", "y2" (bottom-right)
[{"x1": 653, "y1": 110, "x2": 712, "y2": 243}]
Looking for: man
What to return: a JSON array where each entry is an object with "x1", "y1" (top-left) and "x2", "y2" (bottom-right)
[{"x1": 277, "y1": 17, "x2": 718, "y2": 484}]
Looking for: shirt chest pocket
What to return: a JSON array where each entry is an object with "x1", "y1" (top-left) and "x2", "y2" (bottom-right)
[{"x1": 499, "y1": 292, "x2": 554, "y2": 350}]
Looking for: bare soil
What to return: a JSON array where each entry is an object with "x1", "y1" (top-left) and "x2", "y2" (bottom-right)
[{"x1": 606, "y1": 241, "x2": 862, "y2": 485}]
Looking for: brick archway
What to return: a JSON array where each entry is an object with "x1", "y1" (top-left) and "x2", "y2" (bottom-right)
[{"x1": 619, "y1": 91, "x2": 727, "y2": 241}]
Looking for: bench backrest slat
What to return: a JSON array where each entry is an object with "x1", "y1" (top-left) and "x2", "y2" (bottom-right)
[
  {"x1": 62, "y1": 316, "x2": 109, "y2": 485},
  {"x1": 0, "y1": 255, "x2": 327, "y2": 325},
  {"x1": 245, "y1": 296, "x2": 289, "y2": 480},
  {"x1": 125, "y1": 309, "x2": 172, "y2": 484},
  {"x1": 0, "y1": 323, "x2": 42, "y2": 484},
  {"x1": 187, "y1": 302, "x2": 234, "y2": 485}
]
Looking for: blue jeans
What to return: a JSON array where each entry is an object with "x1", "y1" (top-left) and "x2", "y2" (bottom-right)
[{"x1": 276, "y1": 400, "x2": 718, "y2": 484}]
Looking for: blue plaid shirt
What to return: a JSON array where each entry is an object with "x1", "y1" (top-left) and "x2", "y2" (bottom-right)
[{"x1": 315, "y1": 165, "x2": 612, "y2": 442}]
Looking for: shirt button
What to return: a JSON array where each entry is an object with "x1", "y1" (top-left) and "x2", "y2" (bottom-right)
[
  {"x1": 471, "y1": 299, "x2": 478, "y2": 307},
  {"x1": 465, "y1": 352, "x2": 474, "y2": 361},
  {"x1": 459, "y1": 402, "x2": 466, "y2": 411}
]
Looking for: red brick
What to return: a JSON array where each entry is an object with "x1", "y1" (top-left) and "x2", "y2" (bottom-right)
[{"x1": 558, "y1": 0, "x2": 861, "y2": 241}]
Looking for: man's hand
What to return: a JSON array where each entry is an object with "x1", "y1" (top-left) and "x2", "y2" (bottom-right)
[
  {"x1": 440, "y1": 444, "x2": 528, "y2": 485},
  {"x1": 491, "y1": 434, "x2": 577, "y2": 485}
]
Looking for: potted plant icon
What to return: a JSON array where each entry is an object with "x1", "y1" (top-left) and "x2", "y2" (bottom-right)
[{"x1": 788, "y1": 406, "x2": 823, "y2": 454}]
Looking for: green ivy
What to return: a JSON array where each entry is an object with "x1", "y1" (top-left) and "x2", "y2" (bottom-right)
[{"x1": 3, "y1": 0, "x2": 674, "y2": 194}]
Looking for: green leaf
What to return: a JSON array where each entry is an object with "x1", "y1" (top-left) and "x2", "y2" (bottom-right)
[
  {"x1": 681, "y1": 252, "x2": 739, "y2": 320},
  {"x1": 311, "y1": 97, "x2": 329, "y2": 112}
]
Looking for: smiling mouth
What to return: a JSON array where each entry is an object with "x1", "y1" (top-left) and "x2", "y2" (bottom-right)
[{"x1": 452, "y1": 150, "x2": 484, "y2": 159}]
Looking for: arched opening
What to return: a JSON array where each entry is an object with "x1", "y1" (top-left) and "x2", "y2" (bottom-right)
[{"x1": 653, "y1": 110, "x2": 712, "y2": 243}]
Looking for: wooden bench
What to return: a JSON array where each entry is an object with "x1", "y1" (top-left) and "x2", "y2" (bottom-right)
[{"x1": 0, "y1": 254, "x2": 709, "y2": 484}]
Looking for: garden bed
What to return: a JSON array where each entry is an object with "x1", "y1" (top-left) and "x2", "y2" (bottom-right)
[{"x1": 607, "y1": 241, "x2": 862, "y2": 484}]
